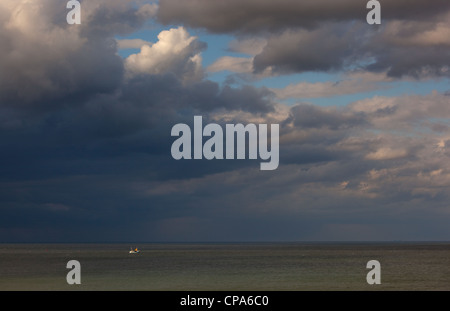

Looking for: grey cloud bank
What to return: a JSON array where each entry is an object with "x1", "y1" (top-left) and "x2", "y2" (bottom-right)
[
  {"x1": 171, "y1": 116, "x2": 279, "y2": 170},
  {"x1": 158, "y1": 0, "x2": 450, "y2": 33},
  {"x1": 0, "y1": 0, "x2": 450, "y2": 242},
  {"x1": 159, "y1": 0, "x2": 450, "y2": 78}
]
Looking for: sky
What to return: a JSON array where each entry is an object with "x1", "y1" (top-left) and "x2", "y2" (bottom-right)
[{"x1": 1, "y1": 0, "x2": 450, "y2": 242}]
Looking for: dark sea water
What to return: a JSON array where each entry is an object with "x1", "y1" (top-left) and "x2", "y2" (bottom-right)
[{"x1": 0, "y1": 242, "x2": 449, "y2": 291}]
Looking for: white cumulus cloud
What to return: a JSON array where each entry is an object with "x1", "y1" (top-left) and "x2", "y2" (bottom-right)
[{"x1": 125, "y1": 26, "x2": 205, "y2": 84}]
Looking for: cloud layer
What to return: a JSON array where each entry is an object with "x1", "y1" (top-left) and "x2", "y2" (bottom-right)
[
  {"x1": 161, "y1": 0, "x2": 450, "y2": 79},
  {"x1": 1, "y1": 0, "x2": 450, "y2": 242},
  {"x1": 158, "y1": 0, "x2": 450, "y2": 33}
]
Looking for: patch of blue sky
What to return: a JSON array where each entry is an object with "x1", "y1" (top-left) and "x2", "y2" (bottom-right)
[
  {"x1": 188, "y1": 31, "x2": 236, "y2": 66},
  {"x1": 393, "y1": 78, "x2": 450, "y2": 96}
]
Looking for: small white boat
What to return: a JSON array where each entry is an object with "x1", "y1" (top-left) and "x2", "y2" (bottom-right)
[{"x1": 129, "y1": 247, "x2": 140, "y2": 254}]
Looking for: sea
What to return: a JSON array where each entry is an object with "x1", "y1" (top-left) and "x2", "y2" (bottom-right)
[{"x1": 0, "y1": 242, "x2": 449, "y2": 291}]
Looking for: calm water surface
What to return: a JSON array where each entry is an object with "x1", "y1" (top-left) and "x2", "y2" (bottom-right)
[{"x1": 0, "y1": 243, "x2": 449, "y2": 290}]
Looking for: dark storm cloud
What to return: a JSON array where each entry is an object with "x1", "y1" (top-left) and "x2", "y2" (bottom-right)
[
  {"x1": 253, "y1": 23, "x2": 363, "y2": 74},
  {"x1": 158, "y1": 0, "x2": 450, "y2": 34},
  {"x1": 253, "y1": 20, "x2": 450, "y2": 77},
  {"x1": 0, "y1": 73, "x2": 276, "y2": 182},
  {"x1": 0, "y1": 1, "x2": 283, "y2": 242},
  {"x1": 2, "y1": 1, "x2": 450, "y2": 242},
  {"x1": 127, "y1": 77, "x2": 276, "y2": 114},
  {"x1": 365, "y1": 36, "x2": 450, "y2": 78}
]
